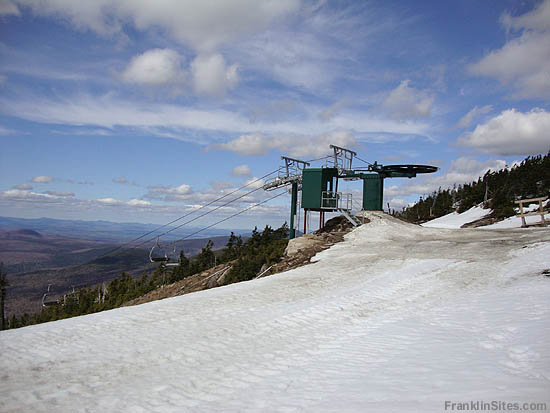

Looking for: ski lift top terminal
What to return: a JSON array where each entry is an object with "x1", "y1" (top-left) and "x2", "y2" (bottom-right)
[{"x1": 263, "y1": 145, "x2": 438, "y2": 238}]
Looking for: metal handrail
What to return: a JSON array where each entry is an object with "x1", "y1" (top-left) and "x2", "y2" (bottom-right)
[{"x1": 321, "y1": 191, "x2": 353, "y2": 210}]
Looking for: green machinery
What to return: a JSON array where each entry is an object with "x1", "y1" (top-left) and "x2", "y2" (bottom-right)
[{"x1": 263, "y1": 145, "x2": 438, "y2": 238}]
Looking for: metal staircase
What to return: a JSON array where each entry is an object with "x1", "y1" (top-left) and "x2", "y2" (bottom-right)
[{"x1": 339, "y1": 208, "x2": 363, "y2": 227}]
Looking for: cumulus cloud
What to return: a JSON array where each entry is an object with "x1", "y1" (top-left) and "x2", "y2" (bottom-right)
[
  {"x1": 13, "y1": 183, "x2": 32, "y2": 190},
  {"x1": 469, "y1": 0, "x2": 550, "y2": 98},
  {"x1": 456, "y1": 105, "x2": 493, "y2": 129},
  {"x1": 127, "y1": 199, "x2": 151, "y2": 207},
  {"x1": 232, "y1": 164, "x2": 252, "y2": 177},
  {"x1": 95, "y1": 197, "x2": 151, "y2": 207},
  {"x1": 122, "y1": 49, "x2": 185, "y2": 86},
  {"x1": 190, "y1": 53, "x2": 239, "y2": 97},
  {"x1": 11, "y1": 0, "x2": 299, "y2": 52},
  {"x1": 382, "y1": 80, "x2": 434, "y2": 120},
  {"x1": 96, "y1": 197, "x2": 121, "y2": 205},
  {"x1": 209, "y1": 130, "x2": 357, "y2": 158},
  {"x1": 31, "y1": 175, "x2": 54, "y2": 183},
  {"x1": 144, "y1": 184, "x2": 193, "y2": 202},
  {"x1": 458, "y1": 108, "x2": 550, "y2": 156}
]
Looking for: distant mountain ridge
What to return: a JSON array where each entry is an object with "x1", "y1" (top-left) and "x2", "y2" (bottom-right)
[{"x1": 0, "y1": 216, "x2": 246, "y2": 242}]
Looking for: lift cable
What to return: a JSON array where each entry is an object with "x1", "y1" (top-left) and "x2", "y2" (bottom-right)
[
  {"x1": 93, "y1": 168, "x2": 279, "y2": 260},
  {"x1": 126, "y1": 180, "x2": 280, "y2": 253},
  {"x1": 165, "y1": 190, "x2": 287, "y2": 247},
  {"x1": 355, "y1": 155, "x2": 373, "y2": 166},
  {"x1": 93, "y1": 156, "x2": 331, "y2": 261},
  {"x1": 137, "y1": 156, "x2": 330, "y2": 251},
  {"x1": 305, "y1": 155, "x2": 332, "y2": 164}
]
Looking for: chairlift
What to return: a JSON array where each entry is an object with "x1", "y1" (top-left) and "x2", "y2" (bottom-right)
[
  {"x1": 165, "y1": 245, "x2": 182, "y2": 267},
  {"x1": 150, "y1": 238, "x2": 181, "y2": 267},
  {"x1": 42, "y1": 284, "x2": 60, "y2": 307},
  {"x1": 150, "y1": 237, "x2": 169, "y2": 263}
]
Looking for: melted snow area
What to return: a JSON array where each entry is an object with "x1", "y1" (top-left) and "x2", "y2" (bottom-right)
[{"x1": 1, "y1": 212, "x2": 549, "y2": 412}]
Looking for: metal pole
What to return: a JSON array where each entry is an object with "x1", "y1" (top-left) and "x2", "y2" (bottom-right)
[{"x1": 289, "y1": 182, "x2": 298, "y2": 239}]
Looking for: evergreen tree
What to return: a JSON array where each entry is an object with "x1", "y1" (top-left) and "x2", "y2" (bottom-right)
[{"x1": 0, "y1": 263, "x2": 8, "y2": 330}]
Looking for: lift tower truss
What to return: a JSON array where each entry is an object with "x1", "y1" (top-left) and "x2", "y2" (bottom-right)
[
  {"x1": 263, "y1": 156, "x2": 310, "y2": 239},
  {"x1": 328, "y1": 144, "x2": 357, "y2": 173}
]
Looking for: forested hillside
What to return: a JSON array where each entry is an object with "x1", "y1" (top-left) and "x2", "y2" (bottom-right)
[
  {"x1": 4, "y1": 224, "x2": 289, "y2": 329},
  {"x1": 398, "y1": 153, "x2": 550, "y2": 223}
]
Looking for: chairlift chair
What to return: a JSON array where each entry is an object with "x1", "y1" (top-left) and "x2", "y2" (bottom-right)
[
  {"x1": 150, "y1": 237, "x2": 169, "y2": 263},
  {"x1": 41, "y1": 284, "x2": 60, "y2": 307},
  {"x1": 150, "y1": 238, "x2": 181, "y2": 267}
]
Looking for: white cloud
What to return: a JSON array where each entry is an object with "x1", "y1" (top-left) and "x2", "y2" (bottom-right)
[
  {"x1": 144, "y1": 184, "x2": 193, "y2": 202},
  {"x1": 122, "y1": 49, "x2": 185, "y2": 86},
  {"x1": 0, "y1": 0, "x2": 19, "y2": 15},
  {"x1": 388, "y1": 198, "x2": 406, "y2": 210},
  {"x1": 12, "y1": 183, "x2": 32, "y2": 190},
  {"x1": 96, "y1": 197, "x2": 121, "y2": 205},
  {"x1": 190, "y1": 53, "x2": 239, "y2": 97},
  {"x1": 456, "y1": 105, "x2": 493, "y2": 129},
  {"x1": 13, "y1": 0, "x2": 299, "y2": 52},
  {"x1": 31, "y1": 175, "x2": 54, "y2": 183},
  {"x1": 458, "y1": 108, "x2": 550, "y2": 156},
  {"x1": 382, "y1": 80, "x2": 434, "y2": 120},
  {"x1": 318, "y1": 99, "x2": 350, "y2": 122},
  {"x1": 500, "y1": 0, "x2": 550, "y2": 33},
  {"x1": 232, "y1": 164, "x2": 252, "y2": 177},
  {"x1": 243, "y1": 177, "x2": 266, "y2": 191},
  {"x1": 2, "y1": 189, "x2": 55, "y2": 199},
  {"x1": 43, "y1": 190, "x2": 74, "y2": 197},
  {"x1": 384, "y1": 157, "x2": 507, "y2": 199},
  {"x1": 469, "y1": 0, "x2": 550, "y2": 99},
  {"x1": 209, "y1": 130, "x2": 357, "y2": 158},
  {"x1": 127, "y1": 199, "x2": 151, "y2": 207},
  {"x1": 0, "y1": 94, "x2": 432, "y2": 145}
]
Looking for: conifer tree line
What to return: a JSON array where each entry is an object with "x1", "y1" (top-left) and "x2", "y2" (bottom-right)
[
  {"x1": 5, "y1": 223, "x2": 289, "y2": 329},
  {"x1": 397, "y1": 152, "x2": 550, "y2": 223}
]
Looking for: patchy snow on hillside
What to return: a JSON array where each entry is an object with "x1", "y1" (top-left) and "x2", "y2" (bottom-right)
[
  {"x1": 421, "y1": 204, "x2": 491, "y2": 228},
  {"x1": 1, "y1": 212, "x2": 549, "y2": 412},
  {"x1": 482, "y1": 213, "x2": 550, "y2": 229},
  {"x1": 484, "y1": 199, "x2": 550, "y2": 229}
]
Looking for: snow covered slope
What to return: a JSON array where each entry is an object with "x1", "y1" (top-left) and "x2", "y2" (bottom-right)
[
  {"x1": 423, "y1": 200, "x2": 549, "y2": 229},
  {"x1": 421, "y1": 205, "x2": 491, "y2": 228},
  {"x1": 1, "y1": 212, "x2": 549, "y2": 412},
  {"x1": 483, "y1": 200, "x2": 550, "y2": 229}
]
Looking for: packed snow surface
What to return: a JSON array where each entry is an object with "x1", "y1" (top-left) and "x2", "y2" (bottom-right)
[{"x1": 1, "y1": 212, "x2": 549, "y2": 412}]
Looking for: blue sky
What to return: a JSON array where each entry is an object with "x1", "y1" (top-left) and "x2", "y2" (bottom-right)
[{"x1": 1, "y1": 0, "x2": 549, "y2": 230}]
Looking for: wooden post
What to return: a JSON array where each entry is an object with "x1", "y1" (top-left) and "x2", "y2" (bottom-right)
[{"x1": 515, "y1": 196, "x2": 548, "y2": 227}]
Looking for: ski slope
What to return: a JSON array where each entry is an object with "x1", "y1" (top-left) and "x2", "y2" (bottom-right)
[{"x1": 1, "y1": 212, "x2": 549, "y2": 412}]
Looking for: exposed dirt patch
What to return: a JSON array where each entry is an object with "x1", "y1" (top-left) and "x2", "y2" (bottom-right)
[
  {"x1": 461, "y1": 216, "x2": 501, "y2": 228},
  {"x1": 123, "y1": 263, "x2": 234, "y2": 307}
]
